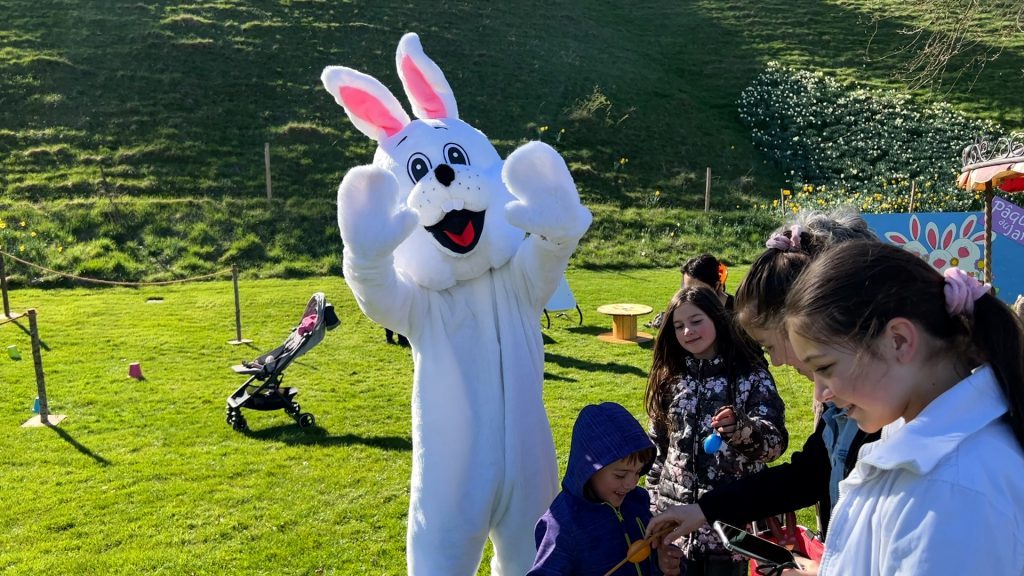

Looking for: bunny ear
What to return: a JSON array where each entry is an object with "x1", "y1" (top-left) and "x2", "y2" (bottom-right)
[
  {"x1": 910, "y1": 215, "x2": 921, "y2": 240},
  {"x1": 321, "y1": 66, "x2": 411, "y2": 142},
  {"x1": 886, "y1": 232, "x2": 909, "y2": 245},
  {"x1": 925, "y1": 222, "x2": 939, "y2": 251},
  {"x1": 396, "y1": 33, "x2": 458, "y2": 120},
  {"x1": 941, "y1": 223, "x2": 957, "y2": 249},
  {"x1": 960, "y1": 215, "x2": 978, "y2": 238}
]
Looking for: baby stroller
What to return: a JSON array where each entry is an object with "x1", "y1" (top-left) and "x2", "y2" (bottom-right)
[{"x1": 226, "y1": 292, "x2": 340, "y2": 432}]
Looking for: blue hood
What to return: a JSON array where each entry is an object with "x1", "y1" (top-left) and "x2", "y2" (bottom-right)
[{"x1": 564, "y1": 402, "x2": 656, "y2": 498}]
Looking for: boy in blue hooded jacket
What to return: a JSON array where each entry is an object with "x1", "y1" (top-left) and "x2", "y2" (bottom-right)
[{"x1": 529, "y1": 402, "x2": 680, "y2": 575}]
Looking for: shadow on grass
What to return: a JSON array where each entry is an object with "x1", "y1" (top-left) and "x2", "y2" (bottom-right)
[
  {"x1": 48, "y1": 425, "x2": 111, "y2": 466},
  {"x1": 545, "y1": 352, "x2": 647, "y2": 378},
  {"x1": 244, "y1": 424, "x2": 412, "y2": 451},
  {"x1": 4, "y1": 317, "x2": 52, "y2": 351}
]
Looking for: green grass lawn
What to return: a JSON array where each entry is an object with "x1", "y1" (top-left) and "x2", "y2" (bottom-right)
[{"x1": 0, "y1": 268, "x2": 813, "y2": 574}]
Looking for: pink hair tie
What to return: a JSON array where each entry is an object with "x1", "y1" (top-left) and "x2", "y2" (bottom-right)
[
  {"x1": 764, "y1": 224, "x2": 804, "y2": 252},
  {"x1": 789, "y1": 225, "x2": 802, "y2": 251},
  {"x1": 943, "y1": 267, "x2": 990, "y2": 316}
]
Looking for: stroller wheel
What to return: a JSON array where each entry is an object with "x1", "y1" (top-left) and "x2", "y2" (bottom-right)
[
  {"x1": 297, "y1": 413, "x2": 315, "y2": 429},
  {"x1": 286, "y1": 402, "x2": 301, "y2": 417},
  {"x1": 230, "y1": 415, "x2": 249, "y2": 432}
]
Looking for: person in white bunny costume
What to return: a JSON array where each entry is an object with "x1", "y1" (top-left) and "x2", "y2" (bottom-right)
[{"x1": 321, "y1": 33, "x2": 591, "y2": 575}]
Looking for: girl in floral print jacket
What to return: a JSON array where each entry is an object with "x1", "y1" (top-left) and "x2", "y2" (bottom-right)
[{"x1": 645, "y1": 287, "x2": 788, "y2": 576}]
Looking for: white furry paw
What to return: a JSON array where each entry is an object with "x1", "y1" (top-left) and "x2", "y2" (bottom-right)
[
  {"x1": 503, "y1": 141, "x2": 591, "y2": 245},
  {"x1": 337, "y1": 165, "x2": 419, "y2": 259}
]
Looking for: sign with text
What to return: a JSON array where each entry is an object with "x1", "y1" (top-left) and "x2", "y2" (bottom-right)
[{"x1": 993, "y1": 195, "x2": 1024, "y2": 246}]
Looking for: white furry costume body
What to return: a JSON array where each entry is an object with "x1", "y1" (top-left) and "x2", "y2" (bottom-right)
[{"x1": 322, "y1": 34, "x2": 591, "y2": 575}]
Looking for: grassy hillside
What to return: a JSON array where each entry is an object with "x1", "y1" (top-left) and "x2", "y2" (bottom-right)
[{"x1": 1, "y1": 0, "x2": 1022, "y2": 278}]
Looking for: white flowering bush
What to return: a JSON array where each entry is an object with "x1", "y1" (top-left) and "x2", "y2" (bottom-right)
[{"x1": 739, "y1": 62, "x2": 1000, "y2": 213}]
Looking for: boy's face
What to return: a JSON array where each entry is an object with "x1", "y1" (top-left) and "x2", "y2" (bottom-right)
[{"x1": 590, "y1": 457, "x2": 645, "y2": 508}]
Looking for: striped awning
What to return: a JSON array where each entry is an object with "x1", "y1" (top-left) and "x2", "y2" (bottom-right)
[{"x1": 957, "y1": 158, "x2": 1024, "y2": 193}]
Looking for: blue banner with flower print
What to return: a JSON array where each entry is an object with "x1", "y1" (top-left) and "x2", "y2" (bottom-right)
[{"x1": 864, "y1": 212, "x2": 1024, "y2": 304}]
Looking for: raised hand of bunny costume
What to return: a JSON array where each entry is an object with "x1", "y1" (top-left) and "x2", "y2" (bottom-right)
[
  {"x1": 505, "y1": 141, "x2": 593, "y2": 246},
  {"x1": 322, "y1": 33, "x2": 590, "y2": 576},
  {"x1": 337, "y1": 165, "x2": 419, "y2": 261}
]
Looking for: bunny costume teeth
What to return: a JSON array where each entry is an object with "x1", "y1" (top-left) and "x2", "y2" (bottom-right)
[{"x1": 322, "y1": 33, "x2": 592, "y2": 575}]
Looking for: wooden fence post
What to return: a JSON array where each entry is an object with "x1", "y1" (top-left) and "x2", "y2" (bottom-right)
[
  {"x1": 28, "y1": 309, "x2": 48, "y2": 424},
  {"x1": 704, "y1": 167, "x2": 711, "y2": 212},
  {"x1": 228, "y1": 265, "x2": 252, "y2": 345},
  {"x1": 264, "y1": 142, "x2": 272, "y2": 200},
  {"x1": 0, "y1": 254, "x2": 10, "y2": 318}
]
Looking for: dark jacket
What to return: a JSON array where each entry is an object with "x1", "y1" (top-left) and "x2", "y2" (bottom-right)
[
  {"x1": 648, "y1": 355, "x2": 788, "y2": 559},
  {"x1": 696, "y1": 408, "x2": 880, "y2": 539},
  {"x1": 529, "y1": 403, "x2": 662, "y2": 576}
]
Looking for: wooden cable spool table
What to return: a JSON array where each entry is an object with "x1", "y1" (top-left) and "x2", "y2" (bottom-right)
[{"x1": 596, "y1": 303, "x2": 654, "y2": 344}]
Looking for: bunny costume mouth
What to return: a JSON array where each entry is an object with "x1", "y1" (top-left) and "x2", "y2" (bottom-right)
[{"x1": 424, "y1": 208, "x2": 485, "y2": 254}]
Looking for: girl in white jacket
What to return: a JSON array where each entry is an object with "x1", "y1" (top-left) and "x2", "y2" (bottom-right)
[{"x1": 783, "y1": 241, "x2": 1024, "y2": 575}]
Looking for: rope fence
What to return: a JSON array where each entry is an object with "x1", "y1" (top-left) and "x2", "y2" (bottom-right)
[
  {"x1": 0, "y1": 251, "x2": 253, "y2": 427},
  {"x1": 0, "y1": 249, "x2": 246, "y2": 340}
]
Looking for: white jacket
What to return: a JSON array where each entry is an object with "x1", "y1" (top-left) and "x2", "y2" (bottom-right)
[{"x1": 820, "y1": 365, "x2": 1024, "y2": 576}]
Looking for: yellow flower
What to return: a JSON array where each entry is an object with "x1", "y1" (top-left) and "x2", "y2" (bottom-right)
[
  {"x1": 619, "y1": 157, "x2": 628, "y2": 165},
  {"x1": 57, "y1": 245, "x2": 64, "y2": 253},
  {"x1": 655, "y1": 190, "x2": 661, "y2": 197},
  {"x1": 782, "y1": 189, "x2": 791, "y2": 196},
  {"x1": 539, "y1": 125, "x2": 549, "y2": 133},
  {"x1": 30, "y1": 231, "x2": 37, "y2": 237},
  {"x1": 0, "y1": 220, "x2": 6, "y2": 229},
  {"x1": 18, "y1": 245, "x2": 25, "y2": 252},
  {"x1": 773, "y1": 199, "x2": 779, "y2": 207},
  {"x1": 19, "y1": 221, "x2": 26, "y2": 228}
]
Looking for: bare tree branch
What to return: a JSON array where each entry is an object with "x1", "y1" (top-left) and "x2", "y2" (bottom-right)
[{"x1": 862, "y1": 0, "x2": 1023, "y2": 91}]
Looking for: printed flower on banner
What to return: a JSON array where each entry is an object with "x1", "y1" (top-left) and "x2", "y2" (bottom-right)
[{"x1": 885, "y1": 214, "x2": 986, "y2": 276}]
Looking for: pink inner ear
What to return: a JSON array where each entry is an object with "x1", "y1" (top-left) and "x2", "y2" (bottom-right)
[
  {"x1": 401, "y1": 55, "x2": 447, "y2": 118},
  {"x1": 962, "y1": 217, "x2": 976, "y2": 237},
  {"x1": 339, "y1": 86, "x2": 404, "y2": 137}
]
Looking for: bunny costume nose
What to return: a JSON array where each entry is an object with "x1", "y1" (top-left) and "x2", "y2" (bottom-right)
[{"x1": 434, "y1": 164, "x2": 455, "y2": 186}]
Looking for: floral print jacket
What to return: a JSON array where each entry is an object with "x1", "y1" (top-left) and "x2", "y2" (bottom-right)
[{"x1": 647, "y1": 355, "x2": 788, "y2": 560}]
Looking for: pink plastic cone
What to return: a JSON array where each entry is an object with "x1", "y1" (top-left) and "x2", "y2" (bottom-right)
[{"x1": 128, "y1": 362, "x2": 144, "y2": 380}]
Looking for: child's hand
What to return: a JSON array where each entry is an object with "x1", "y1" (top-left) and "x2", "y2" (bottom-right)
[
  {"x1": 780, "y1": 555, "x2": 820, "y2": 576},
  {"x1": 711, "y1": 406, "x2": 737, "y2": 437},
  {"x1": 657, "y1": 543, "x2": 683, "y2": 576},
  {"x1": 646, "y1": 504, "x2": 707, "y2": 546}
]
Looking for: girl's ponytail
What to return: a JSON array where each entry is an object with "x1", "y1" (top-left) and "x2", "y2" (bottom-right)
[{"x1": 971, "y1": 293, "x2": 1024, "y2": 449}]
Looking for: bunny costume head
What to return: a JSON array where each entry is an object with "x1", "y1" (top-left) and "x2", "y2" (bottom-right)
[{"x1": 322, "y1": 33, "x2": 523, "y2": 290}]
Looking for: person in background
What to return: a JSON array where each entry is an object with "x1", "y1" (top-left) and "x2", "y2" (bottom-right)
[
  {"x1": 646, "y1": 286, "x2": 787, "y2": 576},
  {"x1": 783, "y1": 241, "x2": 1024, "y2": 574},
  {"x1": 650, "y1": 253, "x2": 732, "y2": 329},
  {"x1": 681, "y1": 254, "x2": 733, "y2": 310}
]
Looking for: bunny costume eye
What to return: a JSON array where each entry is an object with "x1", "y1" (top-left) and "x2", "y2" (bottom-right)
[
  {"x1": 407, "y1": 153, "x2": 433, "y2": 183},
  {"x1": 444, "y1": 143, "x2": 469, "y2": 166}
]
